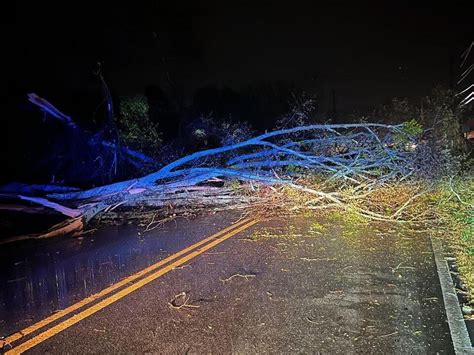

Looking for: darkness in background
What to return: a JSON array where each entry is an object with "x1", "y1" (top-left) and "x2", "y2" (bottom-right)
[{"x1": 1, "y1": 1, "x2": 472, "y2": 183}]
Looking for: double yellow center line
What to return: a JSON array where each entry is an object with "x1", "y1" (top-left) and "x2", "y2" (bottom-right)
[{"x1": 3, "y1": 217, "x2": 258, "y2": 354}]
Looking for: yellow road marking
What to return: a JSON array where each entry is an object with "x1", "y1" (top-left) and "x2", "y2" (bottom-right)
[
  {"x1": 5, "y1": 219, "x2": 258, "y2": 354},
  {"x1": 2, "y1": 217, "x2": 253, "y2": 348}
]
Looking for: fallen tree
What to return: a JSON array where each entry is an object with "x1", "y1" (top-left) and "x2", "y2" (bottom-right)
[
  {"x1": 28, "y1": 93, "x2": 157, "y2": 171},
  {"x1": 1, "y1": 120, "x2": 425, "y2": 244}
]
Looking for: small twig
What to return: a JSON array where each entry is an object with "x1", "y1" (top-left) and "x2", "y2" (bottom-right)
[
  {"x1": 78, "y1": 228, "x2": 97, "y2": 236},
  {"x1": 448, "y1": 176, "x2": 472, "y2": 207},
  {"x1": 378, "y1": 331, "x2": 398, "y2": 338},
  {"x1": 391, "y1": 191, "x2": 425, "y2": 218},
  {"x1": 391, "y1": 263, "x2": 415, "y2": 273},
  {"x1": 108, "y1": 201, "x2": 126, "y2": 212},
  {"x1": 168, "y1": 292, "x2": 200, "y2": 310},
  {"x1": 300, "y1": 257, "x2": 336, "y2": 262},
  {"x1": 0, "y1": 338, "x2": 12, "y2": 351},
  {"x1": 306, "y1": 316, "x2": 319, "y2": 324},
  {"x1": 391, "y1": 263, "x2": 403, "y2": 273},
  {"x1": 220, "y1": 273, "x2": 256, "y2": 283},
  {"x1": 145, "y1": 214, "x2": 177, "y2": 232},
  {"x1": 173, "y1": 264, "x2": 191, "y2": 270},
  {"x1": 145, "y1": 212, "x2": 158, "y2": 231}
]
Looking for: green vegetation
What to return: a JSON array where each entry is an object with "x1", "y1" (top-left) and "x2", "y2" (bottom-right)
[
  {"x1": 118, "y1": 95, "x2": 162, "y2": 156},
  {"x1": 308, "y1": 221, "x2": 328, "y2": 236},
  {"x1": 426, "y1": 178, "x2": 473, "y2": 297},
  {"x1": 119, "y1": 88, "x2": 473, "y2": 302},
  {"x1": 394, "y1": 119, "x2": 423, "y2": 144}
]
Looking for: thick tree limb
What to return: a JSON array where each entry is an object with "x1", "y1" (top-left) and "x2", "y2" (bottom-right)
[{"x1": 3, "y1": 122, "x2": 420, "y2": 243}]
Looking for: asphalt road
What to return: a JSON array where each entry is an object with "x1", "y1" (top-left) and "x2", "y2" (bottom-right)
[{"x1": 1, "y1": 212, "x2": 455, "y2": 353}]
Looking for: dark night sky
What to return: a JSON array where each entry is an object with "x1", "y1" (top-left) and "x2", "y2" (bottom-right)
[{"x1": 3, "y1": 1, "x2": 473, "y2": 115}]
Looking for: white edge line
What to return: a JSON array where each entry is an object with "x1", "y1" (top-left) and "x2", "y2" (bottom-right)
[{"x1": 430, "y1": 236, "x2": 473, "y2": 354}]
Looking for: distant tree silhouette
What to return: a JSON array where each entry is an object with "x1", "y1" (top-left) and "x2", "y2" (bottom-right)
[{"x1": 145, "y1": 84, "x2": 179, "y2": 141}]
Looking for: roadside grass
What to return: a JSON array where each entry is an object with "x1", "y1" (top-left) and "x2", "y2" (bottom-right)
[
  {"x1": 308, "y1": 221, "x2": 328, "y2": 236},
  {"x1": 424, "y1": 177, "x2": 473, "y2": 303},
  {"x1": 259, "y1": 173, "x2": 473, "y2": 302}
]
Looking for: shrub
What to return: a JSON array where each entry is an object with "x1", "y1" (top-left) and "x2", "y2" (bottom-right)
[
  {"x1": 186, "y1": 114, "x2": 254, "y2": 150},
  {"x1": 416, "y1": 88, "x2": 466, "y2": 177},
  {"x1": 373, "y1": 97, "x2": 417, "y2": 123},
  {"x1": 373, "y1": 88, "x2": 469, "y2": 178},
  {"x1": 118, "y1": 95, "x2": 162, "y2": 156},
  {"x1": 275, "y1": 92, "x2": 316, "y2": 129}
]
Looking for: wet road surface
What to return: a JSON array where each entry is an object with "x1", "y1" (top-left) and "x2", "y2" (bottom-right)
[
  {"x1": 0, "y1": 212, "x2": 243, "y2": 337},
  {"x1": 1, "y1": 212, "x2": 454, "y2": 353}
]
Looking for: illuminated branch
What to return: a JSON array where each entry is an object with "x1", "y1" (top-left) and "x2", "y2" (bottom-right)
[{"x1": 4, "y1": 122, "x2": 420, "y2": 243}]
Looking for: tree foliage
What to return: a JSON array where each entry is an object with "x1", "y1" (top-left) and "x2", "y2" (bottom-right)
[{"x1": 118, "y1": 95, "x2": 162, "y2": 156}]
